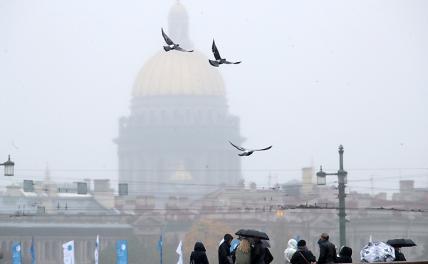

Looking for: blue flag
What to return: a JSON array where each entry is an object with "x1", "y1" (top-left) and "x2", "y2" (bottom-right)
[
  {"x1": 12, "y1": 242, "x2": 22, "y2": 264},
  {"x1": 30, "y1": 237, "x2": 36, "y2": 264},
  {"x1": 157, "y1": 234, "x2": 163, "y2": 252},
  {"x1": 157, "y1": 233, "x2": 163, "y2": 264},
  {"x1": 116, "y1": 240, "x2": 128, "y2": 264}
]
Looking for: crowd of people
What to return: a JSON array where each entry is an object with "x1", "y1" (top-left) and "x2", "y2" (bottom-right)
[
  {"x1": 188, "y1": 232, "x2": 407, "y2": 264},
  {"x1": 189, "y1": 233, "x2": 273, "y2": 264},
  {"x1": 285, "y1": 233, "x2": 352, "y2": 264}
]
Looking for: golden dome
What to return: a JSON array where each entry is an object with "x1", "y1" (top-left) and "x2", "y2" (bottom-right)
[{"x1": 132, "y1": 50, "x2": 225, "y2": 97}]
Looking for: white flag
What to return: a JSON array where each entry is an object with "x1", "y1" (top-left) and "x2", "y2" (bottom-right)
[
  {"x1": 62, "y1": 240, "x2": 75, "y2": 264},
  {"x1": 176, "y1": 240, "x2": 183, "y2": 264},
  {"x1": 94, "y1": 235, "x2": 99, "y2": 264}
]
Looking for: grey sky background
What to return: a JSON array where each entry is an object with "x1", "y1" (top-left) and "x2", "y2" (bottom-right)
[{"x1": 1, "y1": 0, "x2": 427, "y2": 195}]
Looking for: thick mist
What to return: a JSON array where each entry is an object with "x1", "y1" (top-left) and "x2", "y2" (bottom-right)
[{"x1": 0, "y1": 0, "x2": 427, "y2": 193}]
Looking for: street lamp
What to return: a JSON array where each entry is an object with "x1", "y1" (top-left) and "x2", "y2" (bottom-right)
[
  {"x1": 316, "y1": 145, "x2": 348, "y2": 248},
  {"x1": 1, "y1": 155, "x2": 15, "y2": 176}
]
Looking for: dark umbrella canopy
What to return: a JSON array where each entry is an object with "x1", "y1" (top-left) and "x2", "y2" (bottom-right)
[
  {"x1": 386, "y1": 239, "x2": 416, "y2": 248},
  {"x1": 235, "y1": 229, "x2": 269, "y2": 240}
]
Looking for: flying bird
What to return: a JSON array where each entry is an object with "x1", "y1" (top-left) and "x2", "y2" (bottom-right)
[
  {"x1": 229, "y1": 141, "x2": 272, "y2": 156},
  {"x1": 161, "y1": 28, "x2": 193, "y2": 52},
  {"x1": 209, "y1": 40, "x2": 241, "y2": 67}
]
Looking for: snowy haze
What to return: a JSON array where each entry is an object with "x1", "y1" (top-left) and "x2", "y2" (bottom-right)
[{"x1": 0, "y1": 0, "x2": 427, "y2": 194}]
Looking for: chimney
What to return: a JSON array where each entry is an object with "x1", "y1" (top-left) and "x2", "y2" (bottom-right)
[
  {"x1": 301, "y1": 167, "x2": 314, "y2": 195},
  {"x1": 93, "y1": 179, "x2": 114, "y2": 209},
  {"x1": 399, "y1": 180, "x2": 414, "y2": 193},
  {"x1": 94, "y1": 179, "x2": 110, "y2": 193}
]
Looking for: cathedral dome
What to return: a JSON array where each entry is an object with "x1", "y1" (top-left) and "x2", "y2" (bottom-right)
[
  {"x1": 132, "y1": 50, "x2": 225, "y2": 97},
  {"x1": 132, "y1": 1, "x2": 225, "y2": 97}
]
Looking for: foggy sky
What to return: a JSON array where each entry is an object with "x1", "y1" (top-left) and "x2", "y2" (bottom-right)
[{"x1": 1, "y1": 0, "x2": 427, "y2": 194}]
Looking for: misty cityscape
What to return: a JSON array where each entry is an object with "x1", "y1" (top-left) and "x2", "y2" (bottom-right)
[{"x1": 0, "y1": 0, "x2": 427, "y2": 263}]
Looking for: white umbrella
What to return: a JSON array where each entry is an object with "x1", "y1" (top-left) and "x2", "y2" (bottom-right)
[{"x1": 360, "y1": 241, "x2": 395, "y2": 263}]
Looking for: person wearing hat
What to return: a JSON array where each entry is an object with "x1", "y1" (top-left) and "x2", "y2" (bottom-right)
[{"x1": 290, "y1": 240, "x2": 316, "y2": 264}]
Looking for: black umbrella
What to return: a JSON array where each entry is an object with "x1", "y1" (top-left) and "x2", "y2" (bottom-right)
[
  {"x1": 235, "y1": 229, "x2": 269, "y2": 240},
  {"x1": 386, "y1": 239, "x2": 416, "y2": 248}
]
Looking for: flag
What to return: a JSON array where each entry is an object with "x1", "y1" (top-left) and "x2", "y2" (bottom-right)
[
  {"x1": 156, "y1": 234, "x2": 163, "y2": 252},
  {"x1": 157, "y1": 233, "x2": 163, "y2": 264},
  {"x1": 12, "y1": 242, "x2": 22, "y2": 264},
  {"x1": 176, "y1": 240, "x2": 183, "y2": 264},
  {"x1": 30, "y1": 237, "x2": 36, "y2": 264},
  {"x1": 116, "y1": 240, "x2": 128, "y2": 264},
  {"x1": 62, "y1": 240, "x2": 75, "y2": 264},
  {"x1": 94, "y1": 235, "x2": 99, "y2": 264}
]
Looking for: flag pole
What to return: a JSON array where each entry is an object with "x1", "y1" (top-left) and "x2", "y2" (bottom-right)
[
  {"x1": 160, "y1": 232, "x2": 163, "y2": 264},
  {"x1": 30, "y1": 236, "x2": 35, "y2": 264},
  {"x1": 160, "y1": 240, "x2": 163, "y2": 264}
]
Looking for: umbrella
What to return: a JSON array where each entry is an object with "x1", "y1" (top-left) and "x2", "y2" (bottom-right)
[
  {"x1": 235, "y1": 229, "x2": 270, "y2": 240},
  {"x1": 386, "y1": 239, "x2": 416, "y2": 248},
  {"x1": 360, "y1": 241, "x2": 395, "y2": 263}
]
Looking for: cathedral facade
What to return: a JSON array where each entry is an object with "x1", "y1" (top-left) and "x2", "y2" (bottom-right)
[{"x1": 115, "y1": 2, "x2": 243, "y2": 197}]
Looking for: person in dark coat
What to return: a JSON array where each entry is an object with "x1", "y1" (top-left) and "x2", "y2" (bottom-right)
[
  {"x1": 336, "y1": 246, "x2": 352, "y2": 263},
  {"x1": 218, "y1": 234, "x2": 233, "y2": 264},
  {"x1": 394, "y1": 247, "x2": 406, "y2": 261},
  {"x1": 264, "y1": 247, "x2": 274, "y2": 264},
  {"x1": 190, "y1": 242, "x2": 209, "y2": 264},
  {"x1": 290, "y1": 240, "x2": 316, "y2": 264},
  {"x1": 317, "y1": 233, "x2": 337, "y2": 264},
  {"x1": 251, "y1": 238, "x2": 267, "y2": 264}
]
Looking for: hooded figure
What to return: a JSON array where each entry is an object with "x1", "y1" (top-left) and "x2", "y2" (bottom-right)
[
  {"x1": 190, "y1": 242, "x2": 209, "y2": 264},
  {"x1": 284, "y1": 239, "x2": 298, "y2": 263},
  {"x1": 336, "y1": 246, "x2": 352, "y2": 263},
  {"x1": 290, "y1": 240, "x2": 316, "y2": 264}
]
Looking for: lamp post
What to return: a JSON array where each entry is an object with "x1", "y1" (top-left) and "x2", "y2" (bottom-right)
[
  {"x1": 316, "y1": 145, "x2": 348, "y2": 248},
  {"x1": 1, "y1": 155, "x2": 15, "y2": 176}
]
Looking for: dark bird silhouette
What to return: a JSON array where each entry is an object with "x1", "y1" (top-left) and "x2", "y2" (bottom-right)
[
  {"x1": 161, "y1": 28, "x2": 193, "y2": 52},
  {"x1": 229, "y1": 141, "x2": 272, "y2": 156},
  {"x1": 209, "y1": 40, "x2": 241, "y2": 67}
]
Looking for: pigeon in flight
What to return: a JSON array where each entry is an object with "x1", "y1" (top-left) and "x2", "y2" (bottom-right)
[
  {"x1": 229, "y1": 141, "x2": 272, "y2": 156},
  {"x1": 161, "y1": 28, "x2": 193, "y2": 52},
  {"x1": 209, "y1": 40, "x2": 241, "y2": 67}
]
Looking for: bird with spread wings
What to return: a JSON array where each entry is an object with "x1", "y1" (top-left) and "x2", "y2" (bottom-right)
[
  {"x1": 209, "y1": 39, "x2": 241, "y2": 67},
  {"x1": 161, "y1": 28, "x2": 193, "y2": 52},
  {"x1": 229, "y1": 141, "x2": 272, "y2": 156}
]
